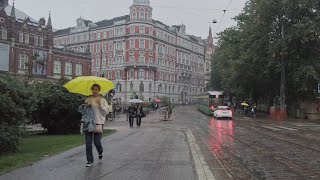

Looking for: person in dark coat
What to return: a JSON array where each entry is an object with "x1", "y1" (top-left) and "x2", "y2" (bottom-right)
[
  {"x1": 136, "y1": 104, "x2": 144, "y2": 127},
  {"x1": 128, "y1": 103, "x2": 136, "y2": 128}
]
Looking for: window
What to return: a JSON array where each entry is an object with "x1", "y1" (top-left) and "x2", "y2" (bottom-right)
[
  {"x1": 149, "y1": 27, "x2": 153, "y2": 35},
  {"x1": 140, "y1": 26, "x2": 145, "y2": 34},
  {"x1": 130, "y1": 39, "x2": 135, "y2": 49},
  {"x1": 130, "y1": 82, "x2": 134, "y2": 91},
  {"x1": 116, "y1": 70, "x2": 121, "y2": 79},
  {"x1": 139, "y1": 82, "x2": 144, "y2": 92},
  {"x1": 76, "y1": 64, "x2": 82, "y2": 76},
  {"x1": 149, "y1": 83, "x2": 152, "y2": 92},
  {"x1": 149, "y1": 41, "x2": 153, "y2": 50},
  {"x1": 139, "y1": 69, "x2": 144, "y2": 79},
  {"x1": 96, "y1": 58, "x2": 100, "y2": 67},
  {"x1": 102, "y1": 57, "x2": 106, "y2": 66},
  {"x1": 109, "y1": 30, "x2": 114, "y2": 37},
  {"x1": 139, "y1": 56, "x2": 145, "y2": 63},
  {"x1": 140, "y1": 39, "x2": 145, "y2": 49},
  {"x1": 132, "y1": 13, "x2": 136, "y2": 19},
  {"x1": 108, "y1": 43, "x2": 113, "y2": 51},
  {"x1": 130, "y1": 69, "x2": 134, "y2": 79},
  {"x1": 18, "y1": 54, "x2": 28, "y2": 69},
  {"x1": 65, "y1": 62, "x2": 72, "y2": 75},
  {"x1": 131, "y1": 26, "x2": 135, "y2": 34},
  {"x1": 54, "y1": 60, "x2": 61, "y2": 74},
  {"x1": 149, "y1": 57, "x2": 153, "y2": 64},
  {"x1": 23, "y1": 33, "x2": 28, "y2": 44},
  {"x1": 158, "y1": 84, "x2": 162, "y2": 93},
  {"x1": 116, "y1": 42, "x2": 123, "y2": 50},
  {"x1": 1, "y1": 28, "x2": 7, "y2": 40},
  {"x1": 147, "y1": 14, "x2": 151, "y2": 19},
  {"x1": 130, "y1": 56, "x2": 134, "y2": 62},
  {"x1": 39, "y1": 37, "x2": 44, "y2": 47},
  {"x1": 19, "y1": 32, "x2": 24, "y2": 43},
  {"x1": 140, "y1": 12, "x2": 144, "y2": 19}
]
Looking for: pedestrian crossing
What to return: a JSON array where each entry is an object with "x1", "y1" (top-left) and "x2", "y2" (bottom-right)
[{"x1": 258, "y1": 123, "x2": 320, "y2": 131}]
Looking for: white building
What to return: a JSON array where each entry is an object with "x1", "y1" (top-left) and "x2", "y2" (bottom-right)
[{"x1": 54, "y1": 0, "x2": 206, "y2": 104}]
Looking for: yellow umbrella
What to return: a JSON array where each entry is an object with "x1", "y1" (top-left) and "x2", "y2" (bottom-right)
[
  {"x1": 64, "y1": 76, "x2": 114, "y2": 96},
  {"x1": 241, "y1": 102, "x2": 249, "y2": 106}
]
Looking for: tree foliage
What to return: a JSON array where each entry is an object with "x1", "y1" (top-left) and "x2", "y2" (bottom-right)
[
  {"x1": 211, "y1": 0, "x2": 320, "y2": 104},
  {"x1": 0, "y1": 76, "x2": 38, "y2": 154},
  {"x1": 32, "y1": 80, "x2": 85, "y2": 134}
]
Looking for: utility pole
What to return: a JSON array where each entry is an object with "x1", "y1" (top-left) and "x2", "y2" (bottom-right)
[{"x1": 280, "y1": 24, "x2": 286, "y2": 109}]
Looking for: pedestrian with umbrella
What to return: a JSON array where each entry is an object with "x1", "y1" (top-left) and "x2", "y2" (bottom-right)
[
  {"x1": 64, "y1": 76, "x2": 114, "y2": 167},
  {"x1": 241, "y1": 102, "x2": 250, "y2": 119}
]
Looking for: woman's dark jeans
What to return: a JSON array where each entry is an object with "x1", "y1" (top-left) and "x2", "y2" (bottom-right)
[{"x1": 85, "y1": 131, "x2": 103, "y2": 163}]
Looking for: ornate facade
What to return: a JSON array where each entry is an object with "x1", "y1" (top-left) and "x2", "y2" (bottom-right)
[
  {"x1": 54, "y1": 0, "x2": 206, "y2": 103},
  {"x1": 0, "y1": 0, "x2": 91, "y2": 79}
]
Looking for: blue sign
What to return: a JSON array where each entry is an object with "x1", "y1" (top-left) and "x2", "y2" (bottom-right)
[{"x1": 318, "y1": 83, "x2": 320, "y2": 94}]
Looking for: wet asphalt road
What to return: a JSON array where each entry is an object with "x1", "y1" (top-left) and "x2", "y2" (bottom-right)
[
  {"x1": 1, "y1": 106, "x2": 320, "y2": 180},
  {"x1": 175, "y1": 106, "x2": 320, "y2": 180}
]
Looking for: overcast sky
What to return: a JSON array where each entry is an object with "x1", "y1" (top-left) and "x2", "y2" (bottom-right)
[{"x1": 12, "y1": 0, "x2": 247, "y2": 40}]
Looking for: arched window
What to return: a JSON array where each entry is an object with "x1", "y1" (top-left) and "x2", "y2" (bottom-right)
[
  {"x1": 116, "y1": 82, "x2": 122, "y2": 92},
  {"x1": 139, "y1": 82, "x2": 144, "y2": 92}
]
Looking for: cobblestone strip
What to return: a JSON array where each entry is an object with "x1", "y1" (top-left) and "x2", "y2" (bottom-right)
[{"x1": 186, "y1": 129, "x2": 216, "y2": 180}]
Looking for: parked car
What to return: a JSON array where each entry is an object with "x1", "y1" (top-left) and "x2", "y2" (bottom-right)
[{"x1": 214, "y1": 106, "x2": 233, "y2": 119}]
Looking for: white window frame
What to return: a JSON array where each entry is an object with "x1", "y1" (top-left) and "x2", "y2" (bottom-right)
[
  {"x1": 39, "y1": 37, "x2": 44, "y2": 47},
  {"x1": 65, "y1": 62, "x2": 73, "y2": 75},
  {"x1": 149, "y1": 41, "x2": 153, "y2": 50},
  {"x1": 131, "y1": 26, "x2": 135, "y2": 34},
  {"x1": 139, "y1": 56, "x2": 145, "y2": 63},
  {"x1": 76, "y1": 64, "x2": 82, "y2": 76},
  {"x1": 19, "y1": 32, "x2": 24, "y2": 43},
  {"x1": 139, "y1": 69, "x2": 144, "y2": 79},
  {"x1": 130, "y1": 39, "x2": 135, "y2": 49},
  {"x1": 140, "y1": 39, "x2": 145, "y2": 49},
  {"x1": 53, "y1": 60, "x2": 62, "y2": 74},
  {"x1": 140, "y1": 26, "x2": 145, "y2": 34},
  {"x1": 130, "y1": 56, "x2": 134, "y2": 62},
  {"x1": 19, "y1": 54, "x2": 28, "y2": 69},
  {"x1": 1, "y1": 28, "x2": 7, "y2": 40}
]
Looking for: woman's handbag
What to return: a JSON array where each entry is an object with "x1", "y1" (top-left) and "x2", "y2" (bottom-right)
[{"x1": 94, "y1": 124, "x2": 104, "y2": 134}]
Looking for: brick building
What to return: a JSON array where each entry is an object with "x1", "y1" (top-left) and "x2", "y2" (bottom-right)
[
  {"x1": 54, "y1": 0, "x2": 206, "y2": 103},
  {"x1": 0, "y1": 0, "x2": 91, "y2": 79}
]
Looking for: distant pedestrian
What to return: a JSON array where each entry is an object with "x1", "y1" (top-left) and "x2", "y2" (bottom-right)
[
  {"x1": 79, "y1": 84, "x2": 110, "y2": 167},
  {"x1": 136, "y1": 104, "x2": 144, "y2": 127},
  {"x1": 252, "y1": 104, "x2": 258, "y2": 118},
  {"x1": 128, "y1": 103, "x2": 136, "y2": 128}
]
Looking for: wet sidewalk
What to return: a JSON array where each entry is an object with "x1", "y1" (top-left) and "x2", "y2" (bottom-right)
[{"x1": 1, "y1": 112, "x2": 202, "y2": 180}]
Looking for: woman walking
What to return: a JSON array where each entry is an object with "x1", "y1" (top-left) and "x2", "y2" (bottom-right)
[
  {"x1": 79, "y1": 84, "x2": 109, "y2": 167},
  {"x1": 136, "y1": 104, "x2": 144, "y2": 127}
]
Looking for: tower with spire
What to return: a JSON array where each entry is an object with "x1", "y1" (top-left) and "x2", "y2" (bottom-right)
[
  {"x1": 46, "y1": 12, "x2": 52, "y2": 29},
  {"x1": 207, "y1": 27, "x2": 214, "y2": 48}
]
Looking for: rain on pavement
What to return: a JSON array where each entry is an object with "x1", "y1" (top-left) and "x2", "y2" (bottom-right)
[{"x1": 177, "y1": 106, "x2": 320, "y2": 180}]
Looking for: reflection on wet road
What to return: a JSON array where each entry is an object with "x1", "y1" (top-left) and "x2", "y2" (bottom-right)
[{"x1": 176, "y1": 106, "x2": 320, "y2": 180}]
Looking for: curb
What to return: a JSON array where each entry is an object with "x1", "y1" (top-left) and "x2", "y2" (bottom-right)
[{"x1": 186, "y1": 129, "x2": 216, "y2": 180}]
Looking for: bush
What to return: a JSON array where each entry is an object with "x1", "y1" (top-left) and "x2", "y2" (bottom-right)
[
  {"x1": 32, "y1": 81, "x2": 85, "y2": 134},
  {"x1": 0, "y1": 76, "x2": 37, "y2": 154}
]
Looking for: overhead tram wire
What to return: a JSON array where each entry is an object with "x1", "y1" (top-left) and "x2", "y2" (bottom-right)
[{"x1": 215, "y1": 0, "x2": 234, "y2": 34}]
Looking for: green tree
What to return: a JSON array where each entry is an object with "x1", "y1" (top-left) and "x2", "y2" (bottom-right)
[{"x1": 211, "y1": 0, "x2": 320, "y2": 105}]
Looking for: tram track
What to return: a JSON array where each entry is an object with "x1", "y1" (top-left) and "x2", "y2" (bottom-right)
[{"x1": 196, "y1": 118, "x2": 319, "y2": 179}]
